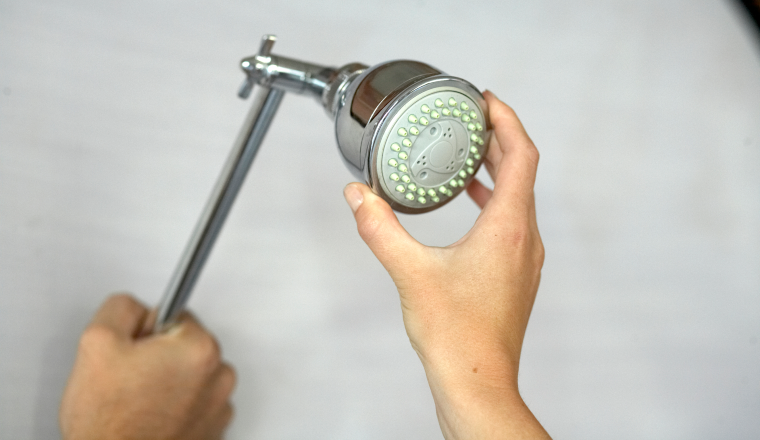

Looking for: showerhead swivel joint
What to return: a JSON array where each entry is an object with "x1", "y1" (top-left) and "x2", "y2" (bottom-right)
[
  {"x1": 239, "y1": 35, "x2": 489, "y2": 214},
  {"x1": 153, "y1": 34, "x2": 490, "y2": 331}
]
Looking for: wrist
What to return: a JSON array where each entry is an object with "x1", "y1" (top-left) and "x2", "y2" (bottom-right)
[{"x1": 416, "y1": 344, "x2": 549, "y2": 439}]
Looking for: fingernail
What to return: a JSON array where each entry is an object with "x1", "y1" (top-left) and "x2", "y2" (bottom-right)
[{"x1": 343, "y1": 184, "x2": 364, "y2": 213}]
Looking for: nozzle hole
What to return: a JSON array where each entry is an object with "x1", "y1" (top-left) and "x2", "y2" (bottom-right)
[
  {"x1": 458, "y1": 148, "x2": 465, "y2": 157},
  {"x1": 430, "y1": 127, "x2": 437, "y2": 135},
  {"x1": 420, "y1": 171, "x2": 428, "y2": 179}
]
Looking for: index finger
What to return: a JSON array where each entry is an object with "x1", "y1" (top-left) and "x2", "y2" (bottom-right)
[
  {"x1": 482, "y1": 92, "x2": 539, "y2": 215},
  {"x1": 89, "y1": 293, "x2": 150, "y2": 340}
]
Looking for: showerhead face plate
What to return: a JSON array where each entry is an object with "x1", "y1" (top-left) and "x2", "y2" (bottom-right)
[
  {"x1": 370, "y1": 83, "x2": 488, "y2": 213},
  {"x1": 331, "y1": 60, "x2": 488, "y2": 213}
]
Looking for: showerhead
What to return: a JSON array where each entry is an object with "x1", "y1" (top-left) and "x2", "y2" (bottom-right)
[
  {"x1": 239, "y1": 35, "x2": 489, "y2": 214},
  {"x1": 153, "y1": 34, "x2": 490, "y2": 331}
]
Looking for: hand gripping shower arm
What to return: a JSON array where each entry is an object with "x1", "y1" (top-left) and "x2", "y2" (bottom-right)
[
  {"x1": 154, "y1": 34, "x2": 489, "y2": 332},
  {"x1": 153, "y1": 35, "x2": 336, "y2": 331}
]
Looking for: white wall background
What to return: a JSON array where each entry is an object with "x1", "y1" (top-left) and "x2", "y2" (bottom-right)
[{"x1": 1, "y1": 1, "x2": 759, "y2": 438}]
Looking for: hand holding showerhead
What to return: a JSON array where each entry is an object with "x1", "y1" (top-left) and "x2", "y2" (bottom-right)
[
  {"x1": 154, "y1": 34, "x2": 491, "y2": 331},
  {"x1": 149, "y1": 33, "x2": 549, "y2": 437},
  {"x1": 343, "y1": 92, "x2": 549, "y2": 439}
]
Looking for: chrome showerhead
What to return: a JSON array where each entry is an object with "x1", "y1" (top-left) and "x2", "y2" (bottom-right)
[
  {"x1": 153, "y1": 34, "x2": 490, "y2": 331},
  {"x1": 239, "y1": 35, "x2": 489, "y2": 214}
]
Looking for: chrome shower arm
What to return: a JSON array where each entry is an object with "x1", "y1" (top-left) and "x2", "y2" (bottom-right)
[
  {"x1": 153, "y1": 36, "x2": 290, "y2": 333},
  {"x1": 154, "y1": 85, "x2": 284, "y2": 333},
  {"x1": 239, "y1": 53, "x2": 336, "y2": 100},
  {"x1": 238, "y1": 35, "x2": 336, "y2": 101},
  {"x1": 153, "y1": 34, "x2": 365, "y2": 332},
  {"x1": 237, "y1": 35, "x2": 367, "y2": 116}
]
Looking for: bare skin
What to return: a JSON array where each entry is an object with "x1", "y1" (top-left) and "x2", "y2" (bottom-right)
[
  {"x1": 343, "y1": 91, "x2": 550, "y2": 439},
  {"x1": 59, "y1": 294, "x2": 236, "y2": 440},
  {"x1": 58, "y1": 92, "x2": 546, "y2": 440}
]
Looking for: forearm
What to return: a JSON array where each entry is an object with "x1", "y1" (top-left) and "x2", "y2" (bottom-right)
[
  {"x1": 419, "y1": 347, "x2": 550, "y2": 440},
  {"x1": 433, "y1": 393, "x2": 548, "y2": 440},
  {"x1": 345, "y1": 92, "x2": 549, "y2": 439}
]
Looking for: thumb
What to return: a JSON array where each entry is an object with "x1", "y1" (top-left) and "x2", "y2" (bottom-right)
[{"x1": 343, "y1": 183, "x2": 424, "y2": 274}]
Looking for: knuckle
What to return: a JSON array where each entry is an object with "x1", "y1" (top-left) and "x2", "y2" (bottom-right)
[
  {"x1": 355, "y1": 206, "x2": 383, "y2": 243},
  {"x1": 102, "y1": 293, "x2": 146, "y2": 319},
  {"x1": 190, "y1": 334, "x2": 221, "y2": 370},
  {"x1": 79, "y1": 324, "x2": 118, "y2": 350},
  {"x1": 534, "y1": 239, "x2": 546, "y2": 268},
  {"x1": 489, "y1": 100, "x2": 517, "y2": 124},
  {"x1": 105, "y1": 293, "x2": 138, "y2": 310},
  {"x1": 219, "y1": 364, "x2": 237, "y2": 395},
  {"x1": 221, "y1": 402, "x2": 235, "y2": 427},
  {"x1": 526, "y1": 143, "x2": 540, "y2": 165},
  {"x1": 488, "y1": 99, "x2": 515, "y2": 117}
]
